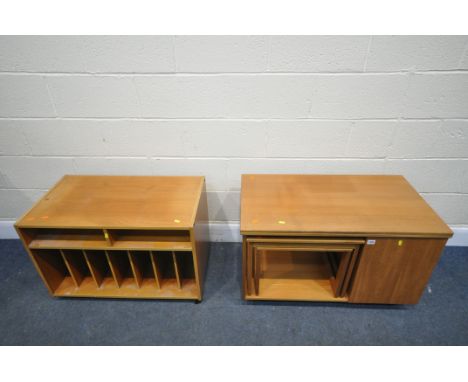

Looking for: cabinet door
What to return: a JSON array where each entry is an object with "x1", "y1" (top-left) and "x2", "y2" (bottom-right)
[{"x1": 349, "y1": 238, "x2": 446, "y2": 304}]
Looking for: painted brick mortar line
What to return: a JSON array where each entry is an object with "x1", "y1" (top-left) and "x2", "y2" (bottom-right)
[
  {"x1": 2, "y1": 155, "x2": 468, "y2": 160},
  {"x1": 2, "y1": 117, "x2": 468, "y2": 122},
  {"x1": 2, "y1": 70, "x2": 468, "y2": 76}
]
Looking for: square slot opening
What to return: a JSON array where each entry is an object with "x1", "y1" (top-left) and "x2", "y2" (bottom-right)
[
  {"x1": 105, "y1": 250, "x2": 133, "y2": 288},
  {"x1": 60, "y1": 249, "x2": 92, "y2": 288},
  {"x1": 249, "y1": 244, "x2": 360, "y2": 301},
  {"x1": 175, "y1": 252, "x2": 196, "y2": 286},
  {"x1": 83, "y1": 250, "x2": 113, "y2": 288}
]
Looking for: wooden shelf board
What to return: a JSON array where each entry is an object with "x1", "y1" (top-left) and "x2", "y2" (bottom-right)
[
  {"x1": 29, "y1": 238, "x2": 108, "y2": 249},
  {"x1": 112, "y1": 241, "x2": 192, "y2": 251},
  {"x1": 245, "y1": 278, "x2": 348, "y2": 302},
  {"x1": 114, "y1": 233, "x2": 190, "y2": 242},
  {"x1": 29, "y1": 239, "x2": 192, "y2": 251},
  {"x1": 53, "y1": 276, "x2": 198, "y2": 299}
]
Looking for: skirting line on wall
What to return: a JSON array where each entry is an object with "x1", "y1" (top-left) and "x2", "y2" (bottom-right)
[{"x1": 0, "y1": 220, "x2": 467, "y2": 246}]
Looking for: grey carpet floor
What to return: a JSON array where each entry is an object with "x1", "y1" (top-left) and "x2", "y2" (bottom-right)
[{"x1": 0, "y1": 240, "x2": 467, "y2": 345}]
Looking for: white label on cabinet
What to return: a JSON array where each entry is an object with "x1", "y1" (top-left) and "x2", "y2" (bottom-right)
[{"x1": 367, "y1": 239, "x2": 376, "y2": 245}]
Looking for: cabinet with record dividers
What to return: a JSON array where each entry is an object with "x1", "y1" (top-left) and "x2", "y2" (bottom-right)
[{"x1": 15, "y1": 175, "x2": 209, "y2": 301}]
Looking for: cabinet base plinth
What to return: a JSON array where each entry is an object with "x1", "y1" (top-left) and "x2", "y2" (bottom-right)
[
  {"x1": 53, "y1": 276, "x2": 199, "y2": 300},
  {"x1": 245, "y1": 278, "x2": 348, "y2": 302}
]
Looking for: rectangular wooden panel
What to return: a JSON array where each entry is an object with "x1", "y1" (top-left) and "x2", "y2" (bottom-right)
[
  {"x1": 349, "y1": 238, "x2": 447, "y2": 304},
  {"x1": 242, "y1": 237, "x2": 248, "y2": 297},
  {"x1": 16, "y1": 175, "x2": 204, "y2": 230},
  {"x1": 241, "y1": 175, "x2": 453, "y2": 238},
  {"x1": 247, "y1": 239, "x2": 254, "y2": 295},
  {"x1": 53, "y1": 278, "x2": 198, "y2": 299},
  {"x1": 247, "y1": 237, "x2": 365, "y2": 245},
  {"x1": 247, "y1": 279, "x2": 348, "y2": 302},
  {"x1": 28, "y1": 238, "x2": 192, "y2": 251},
  {"x1": 191, "y1": 181, "x2": 209, "y2": 300}
]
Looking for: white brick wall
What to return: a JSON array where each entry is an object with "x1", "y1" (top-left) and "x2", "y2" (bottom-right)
[{"x1": 1, "y1": 36, "x2": 468, "y2": 229}]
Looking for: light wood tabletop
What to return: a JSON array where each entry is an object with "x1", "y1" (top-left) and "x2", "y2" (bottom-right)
[
  {"x1": 240, "y1": 174, "x2": 452, "y2": 238},
  {"x1": 16, "y1": 175, "x2": 205, "y2": 230}
]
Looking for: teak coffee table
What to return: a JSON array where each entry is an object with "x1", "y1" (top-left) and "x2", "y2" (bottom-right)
[
  {"x1": 240, "y1": 174, "x2": 453, "y2": 304},
  {"x1": 15, "y1": 175, "x2": 209, "y2": 301}
]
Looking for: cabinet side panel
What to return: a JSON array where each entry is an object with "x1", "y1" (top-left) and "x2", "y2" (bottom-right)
[
  {"x1": 349, "y1": 238, "x2": 447, "y2": 304},
  {"x1": 15, "y1": 226, "x2": 56, "y2": 294},
  {"x1": 192, "y1": 181, "x2": 210, "y2": 300}
]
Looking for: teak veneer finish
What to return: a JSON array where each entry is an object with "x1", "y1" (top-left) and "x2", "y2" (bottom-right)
[
  {"x1": 241, "y1": 175, "x2": 452, "y2": 304},
  {"x1": 15, "y1": 175, "x2": 209, "y2": 301}
]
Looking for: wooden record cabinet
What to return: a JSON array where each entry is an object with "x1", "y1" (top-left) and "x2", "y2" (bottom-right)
[{"x1": 15, "y1": 175, "x2": 209, "y2": 301}]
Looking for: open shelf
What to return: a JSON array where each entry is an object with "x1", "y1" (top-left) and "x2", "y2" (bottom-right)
[
  {"x1": 28, "y1": 229, "x2": 108, "y2": 249},
  {"x1": 246, "y1": 252, "x2": 348, "y2": 302},
  {"x1": 111, "y1": 230, "x2": 190, "y2": 243},
  {"x1": 248, "y1": 279, "x2": 348, "y2": 302},
  {"x1": 244, "y1": 241, "x2": 361, "y2": 302},
  {"x1": 25, "y1": 228, "x2": 193, "y2": 251},
  {"x1": 31, "y1": 248, "x2": 198, "y2": 300}
]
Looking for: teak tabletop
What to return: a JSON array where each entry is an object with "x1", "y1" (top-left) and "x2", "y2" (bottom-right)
[
  {"x1": 16, "y1": 175, "x2": 205, "y2": 230},
  {"x1": 240, "y1": 174, "x2": 452, "y2": 238}
]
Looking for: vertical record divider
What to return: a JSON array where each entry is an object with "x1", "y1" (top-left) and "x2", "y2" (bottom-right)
[
  {"x1": 83, "y1": 250, "x2": 107, "y2": 288},
  {"x1": 149, "y1": 251, "x2": 162, "y2": 289},
  {"x1": 172, "y1": 251, "x2": 182, "y2": 289},
  {"x1": 128, "y1": 251, "x2": 143, "y2": 288},
  {"x1": 106, "y1": 250, "x2": 123, "y2": 288},
  {"x1": 60, "y1": 249, "x2": 86, "y2": 288}
]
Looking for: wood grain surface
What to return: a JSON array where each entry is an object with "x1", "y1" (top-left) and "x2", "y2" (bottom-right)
[
  {"x1": 16, "y1": 175, "x2": 204, "y2": 229},
  {"x1": 241, "y1": 174, "x2": 452, "y2": 238}
]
